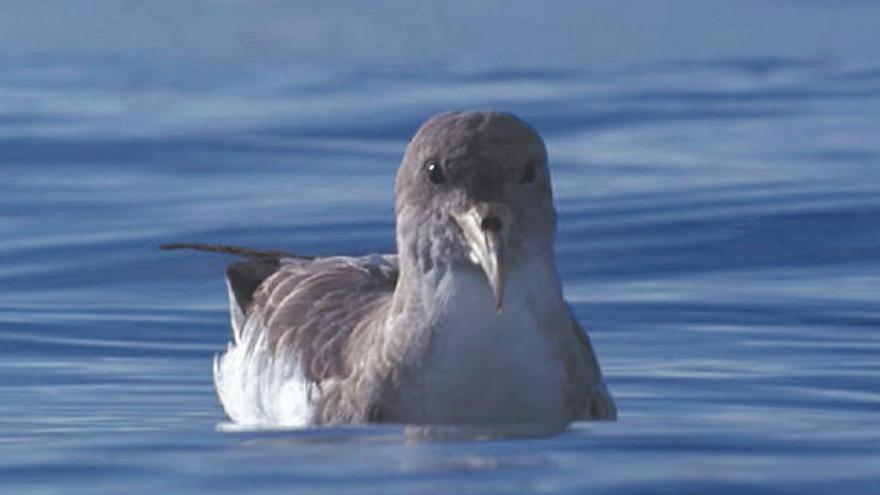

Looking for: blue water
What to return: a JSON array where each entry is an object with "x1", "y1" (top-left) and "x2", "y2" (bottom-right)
[{"x1": 2, "y1": 2, "x2": 880, "y2": 494}]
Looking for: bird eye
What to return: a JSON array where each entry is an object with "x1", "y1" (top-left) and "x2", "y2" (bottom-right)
[
  {"x1": 521, "y1": 163, "x2": 537, "y2": 183},
  {"x1": 426, "y1": 162, "x2": 445, "y2": 184}
]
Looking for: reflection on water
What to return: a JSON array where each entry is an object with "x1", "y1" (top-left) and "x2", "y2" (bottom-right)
[
  {"x1": 402, "y1": 423, "x2": 569, "y2": 442},
  {"x1": 222, "y1": 422, "x2": 566, "y2": 444},
  {"x1": 2, "y1": 2, "x2": 880, "y2": 494}
]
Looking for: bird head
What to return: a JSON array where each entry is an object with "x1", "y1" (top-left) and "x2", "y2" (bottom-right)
[{"x1": 395, "y1": 111, "x2": 557, "y2": 311}]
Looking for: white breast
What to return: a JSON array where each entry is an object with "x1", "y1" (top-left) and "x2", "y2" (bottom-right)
[{"x1": 398, "y1": 262, "x2": 568, "y2": 424}]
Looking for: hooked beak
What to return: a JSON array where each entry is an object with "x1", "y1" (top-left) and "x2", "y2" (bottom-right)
[{"x1": 454, "y1": 203, "x2": 513, "y2": 312}]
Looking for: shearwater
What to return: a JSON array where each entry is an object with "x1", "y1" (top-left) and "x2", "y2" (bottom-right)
[{"x1": 163, "y1": 111, "x2": 616, "y2": 429}]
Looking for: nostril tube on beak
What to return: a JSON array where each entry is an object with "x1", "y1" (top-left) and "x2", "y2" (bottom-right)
[{"x1": 480, "y1": 216, "x2": 503, "y2": 233}]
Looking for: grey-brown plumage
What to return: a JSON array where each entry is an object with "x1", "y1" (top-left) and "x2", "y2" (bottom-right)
[{"x1": 167, "y1": 111, "x2": 616, "y2": 427}]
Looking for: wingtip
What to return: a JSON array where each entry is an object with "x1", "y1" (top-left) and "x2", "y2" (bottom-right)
[
  {"x1": 158, "y1": 242, "x2": 314, "y2": 261},
  {"x1": 159, "y1": 242, "x2": 214, "y2": 251}
]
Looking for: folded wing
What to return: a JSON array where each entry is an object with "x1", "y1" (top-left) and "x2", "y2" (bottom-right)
[{"x1": 215, "y1": 254, "x2": 398, "y2": 426}]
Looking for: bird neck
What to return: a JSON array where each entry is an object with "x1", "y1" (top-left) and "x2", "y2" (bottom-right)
[{"x1": 389, "y1": 248, "x2": 565, "y2": 333}]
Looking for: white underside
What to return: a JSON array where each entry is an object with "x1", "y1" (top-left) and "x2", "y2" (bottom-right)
[
  {"x1": 213, "y1": 282, "x2": 315, "y2": 428},
  {"x1": 397, "y1": 261, "x2": 568, "y2": 424}
]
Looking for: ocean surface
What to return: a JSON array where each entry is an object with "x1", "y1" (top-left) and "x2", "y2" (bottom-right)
[{"x1": 2, "y1": 3, "x2": 880, "y2": 494}]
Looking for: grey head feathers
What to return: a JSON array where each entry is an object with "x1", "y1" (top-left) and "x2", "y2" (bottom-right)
[{"x1": 396, "y1": 112, "x2": 555, "y2": 244}]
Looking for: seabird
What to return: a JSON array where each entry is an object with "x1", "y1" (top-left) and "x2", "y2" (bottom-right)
[{"x1": 164, "y1": 111, "x2": 616, "y2": 429}]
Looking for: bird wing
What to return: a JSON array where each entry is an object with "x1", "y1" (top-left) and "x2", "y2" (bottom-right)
[
  {"x1": 565, "y1": 314, "x2": 617, "y2": 421},
  {"x1": 247, "y1": 254, "x2": 397, "y2": 382},
  {"x1": 214, "y1": 253, "x2": 398, "y2": 426}
]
